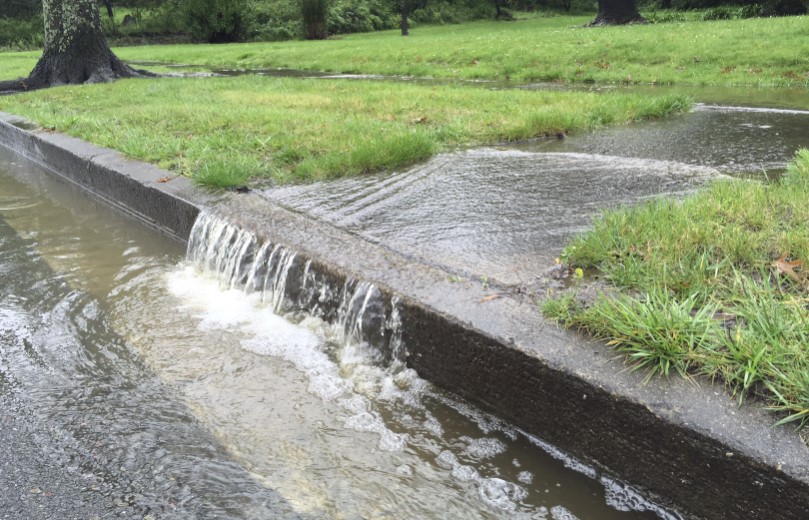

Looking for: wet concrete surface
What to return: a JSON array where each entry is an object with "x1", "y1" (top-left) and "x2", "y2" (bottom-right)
[
  {"x1": 259, "y1": 150, "x2": 716, "y2": 286},
  {"x1": 2, "y1": 93, "x2": 809, "y2": 520}
]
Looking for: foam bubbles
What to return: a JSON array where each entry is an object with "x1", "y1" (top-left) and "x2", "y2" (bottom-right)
[
  {"x1": 479, "y1": 478, "x2": 528, "y2": 512},
  {"x1": 550, "y1": 505, "x2": 581, "y2": 520},
  {"x1": 168, "y1": 265, "x2": 407, "y2": 452},
  {"x1": 518, "y1": 471, "x2": 534, "y2": 485},
  {"x1": 435, "y1": 450, "x2": 527, "y2": 512},
  {"x1": 462, "y1": 436, "x2": 507, "y2": 460},
  {"x1": 601, "y1": 477, "x2": 683, "y2": 520}
]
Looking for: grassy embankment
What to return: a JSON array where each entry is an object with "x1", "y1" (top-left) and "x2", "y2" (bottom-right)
[
  {"x1": 543, "y1": 150, "x2": 809, "y2": 428},
  {"x1": 2, "y1": 14, "x2": 724, "y2": 187},
  {"x1": 0, "y1": 75, "x2": 688, "y2": 186}
]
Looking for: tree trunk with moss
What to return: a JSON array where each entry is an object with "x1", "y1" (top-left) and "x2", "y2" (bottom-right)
[
  {"x1": 590, "y1": 0, "x2": 647, "y2": 25},
  {"x1": 0, "y1": 0, "x2": 150, "y2": 92}
]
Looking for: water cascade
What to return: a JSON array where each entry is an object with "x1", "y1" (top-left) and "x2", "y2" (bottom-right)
[
  {"x1": 187, "y1": 210, "x2": 403, "y2": 366},
  {"x1": 183, "y1": 209, "x2": 681, "y2": 519}
]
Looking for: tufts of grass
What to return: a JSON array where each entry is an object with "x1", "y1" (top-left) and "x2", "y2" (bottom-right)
[
  {"x1": 0, "y1": 75, "x2": 688, "y2": 187},
  {"x1": 587, "y1": 289, "x2": 719, "y2": 382},
  {"x1": 544, "y1": 149, "x2": 809, "y2": 428}
]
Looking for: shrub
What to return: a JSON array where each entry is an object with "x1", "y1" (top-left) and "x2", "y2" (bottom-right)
[
  {"x1": 171, "y1": 0, "x2": 251, "y2": 42},
  {"x1": 0, "y1": 15, "x2": 44, "y2": 50},
  {"x1": 328, "y1": 0, "x2": 398, "y2": 34}
]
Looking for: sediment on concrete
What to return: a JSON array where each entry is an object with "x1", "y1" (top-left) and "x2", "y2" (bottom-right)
[{"x1": 1, "y1": 111, "x2": 807, "y2": 520}]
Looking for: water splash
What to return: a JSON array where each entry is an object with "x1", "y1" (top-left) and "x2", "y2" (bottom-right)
[
  {"x1": 187, "y1": 211, "x2": 400, "y2": 359},
  {"x1": 182, "y1": 210, "x2": 683, "y2": 518}
]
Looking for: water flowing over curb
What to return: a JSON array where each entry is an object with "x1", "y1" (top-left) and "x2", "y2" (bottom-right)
[{"x1": 1, "y1": 111, "x2": 808, "y2": 520}]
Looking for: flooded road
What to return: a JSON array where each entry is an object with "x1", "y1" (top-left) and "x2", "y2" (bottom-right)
[{"x1": 0, "y1": 150, "x2": 674, "y2": 517}]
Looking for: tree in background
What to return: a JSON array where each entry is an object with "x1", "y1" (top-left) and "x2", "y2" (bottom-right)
[
  {"x1": 493, "y1": 0, "x2": 515, "y2": 19},
  {"x1": 398, "y1": 0, "x2": 410, "y2": 35},
  {"x1": 590, "y1": 0, "x2": 646, "y2": 25},
  {"x1": 301, "y1": 0, "x2": 329, "y2": 39},
  {"x1": 173, "y1": 0, "x2": 249, "y2": 42},
  {"x1": 0, "y1": 0, "x2": 151, "y2": 92},
  {"x1": 3, "y1": 0, "x2": 40, "y2": 17}
]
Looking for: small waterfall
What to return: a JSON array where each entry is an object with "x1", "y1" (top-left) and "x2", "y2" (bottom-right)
[{"x1": 186, "y1": 211, "x2": 402, "y2": 362}]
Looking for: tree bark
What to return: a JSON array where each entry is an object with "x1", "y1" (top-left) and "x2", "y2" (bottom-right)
[
  {"x1": 0, "y1": 0, "x2": 152, "y2": 93},
  {"x1": 102, "y1": 0, "x2": 114, "y2": 19},
  {"x1": 590, "y1": 0, "x2": 647, "y2": 25},
  {"x1": 400, "y1": 1, "x2": 409, "y2": 36}
]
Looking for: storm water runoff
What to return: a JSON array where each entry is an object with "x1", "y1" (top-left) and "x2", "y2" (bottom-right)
[{"x1": 0, "y1": 146, "x2": 684, "y2": 519}]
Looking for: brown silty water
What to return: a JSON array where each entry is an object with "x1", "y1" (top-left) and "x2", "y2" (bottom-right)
[{"x1": 0, "y1": 148, "x2": 675, "y2": 517}]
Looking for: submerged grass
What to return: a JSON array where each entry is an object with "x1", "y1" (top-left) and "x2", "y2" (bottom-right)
[
  {"x1": 543, "y1": 149, "x2": 809, "y2": 428},
  {"x1": 0, "y1": 75, "x2": 688, "y2": 187}
]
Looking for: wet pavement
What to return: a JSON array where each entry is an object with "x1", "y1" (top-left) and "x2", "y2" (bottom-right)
[
  {"x1": 259, "y1": 103, "x2": 809, "y2": 287},
  {"x1": 0, "y1": 390, "x2": 110, "y2": 520}
]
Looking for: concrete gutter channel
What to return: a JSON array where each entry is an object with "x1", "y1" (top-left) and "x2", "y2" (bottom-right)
[{"x1": 1, "y1": 111, "x2": 807, "y2": 520}]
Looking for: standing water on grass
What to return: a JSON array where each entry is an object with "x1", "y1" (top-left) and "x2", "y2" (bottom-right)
[{"x1": 0, "y1": 148, "x2": 679, "y2": 518}]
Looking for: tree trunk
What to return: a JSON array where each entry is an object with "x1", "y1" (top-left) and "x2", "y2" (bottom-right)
[
  {"x1": 0, "y1": 0, "x2": 151, "y2": 93},
  {"x1": 102, "y1": 0, "x2": 114, "y2": 19},
  {"x1": 400, "y1": 1, "x2": 409, "y2": 36},
  {"x1": 590, "y1": 0, "x2": 647, "y2": 25}
]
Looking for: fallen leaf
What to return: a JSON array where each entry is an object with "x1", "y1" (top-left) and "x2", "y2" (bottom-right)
[
  {"x1": 478, "y1": 294, "x2": 504, "y2": 303},
  {"x1": 772, "y1": 254, "x2": 804, "y2": 283},
  {"x1": 156, "y1": 176, "x2": 171, "y2": 183}
]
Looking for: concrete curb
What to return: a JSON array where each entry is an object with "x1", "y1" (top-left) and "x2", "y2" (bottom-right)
[{"x1": 1, "y1": 111, "x2": 807, "y2": 520}]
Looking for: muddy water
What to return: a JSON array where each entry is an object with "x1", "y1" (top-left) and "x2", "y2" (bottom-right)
[
  {"x1": 0, "y1": 154, "x2": 675, "y2": 517},
  {"x1": 529, "y1": 105, "x2": 809, "y2": 178}
]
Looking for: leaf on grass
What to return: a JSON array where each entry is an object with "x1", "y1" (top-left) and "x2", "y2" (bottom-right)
[{"x1": 771, "y1": 254, "x2": 804, "y2": 283}]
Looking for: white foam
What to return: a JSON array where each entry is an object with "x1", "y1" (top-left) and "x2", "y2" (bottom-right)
[
  {"x1": 518, "y1": 471, "x2": 534, "y2": 485},
  {"x1": 696, "y1": 104, "x2": 809, "y2": 116},
  {"x1": 462, "y1": 437, "x2": 507, "y2": 460},
  {"x1": 435, "y1": 449, "x2": 527, "y2": 512},
  {"x1": 167, "y1": 264, "x2": 407, "y2": 452},
  {"x1": 601, "y1": 477, "x2": 683, "y2": 520},
  {"x1": 550, "y1": 505, "x2": 581, "y2": 520},
  {"x1": 478, "y1": 477, "x2": 528, "y2": 512}
]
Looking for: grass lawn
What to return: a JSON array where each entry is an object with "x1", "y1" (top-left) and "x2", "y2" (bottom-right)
[
  {"x1": 116, "y1": 15, "x2": 809, "y2": 87},
  {"x1": 0, "y1": 75, "x2": 688, "y2": 187},
  {"x1": 2, "y1": 16, "x2": 809, "y2": 87},
  {"x1": 543, "y1": 150, "x2": 809, "y2": 429}
]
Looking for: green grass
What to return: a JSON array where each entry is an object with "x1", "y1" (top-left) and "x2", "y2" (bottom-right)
[
  {"x1": 3, "y1": 15, "x2": 809, "y2": 86},
  {"x1": 543, "y1": 149, "x2": 809, "y2": 428},
  {"x1": 111, "y1": 15, "x2": 809, "y2": 87},
  {"x1": 0, "y1": 75, "x2": 689, "y2": 187}
]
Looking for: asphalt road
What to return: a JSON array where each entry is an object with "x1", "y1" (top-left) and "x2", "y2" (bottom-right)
[{"x1": 0, "y1": 386, "x2": 139, "y2": 520}]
